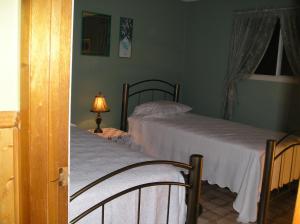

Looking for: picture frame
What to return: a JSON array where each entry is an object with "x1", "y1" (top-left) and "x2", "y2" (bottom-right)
[
  {"x1": 81, "y1": 11, "x2": 111, "y2": 56},
  {"x1": 119, "y1": 17, "x2": 134, "y2": 58}
]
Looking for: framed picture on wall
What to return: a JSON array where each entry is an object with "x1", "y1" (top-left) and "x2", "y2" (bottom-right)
[
  {"x1": 119, "y1": 17, "x2": 133, "y2": 58},
  {"x1": 81, "y1": 11, "x2": 111, "y2": 56}
]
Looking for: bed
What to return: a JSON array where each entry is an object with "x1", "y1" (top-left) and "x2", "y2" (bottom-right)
[
  {"x1": 120, "y1": 79, "x2": 300, "y2": 223},
  {"x1": 69, "y1": 125, "x2": 202, "y2": 224}
]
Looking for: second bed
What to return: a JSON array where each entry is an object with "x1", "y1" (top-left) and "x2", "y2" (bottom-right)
[{"x1": 120, "y1": 79, "x2": 300, "y2": 223}]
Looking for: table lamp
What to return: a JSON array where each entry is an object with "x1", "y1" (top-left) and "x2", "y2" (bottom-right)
[{"x1": 90, "y1": 92, "x2": 110, "y2": 133}]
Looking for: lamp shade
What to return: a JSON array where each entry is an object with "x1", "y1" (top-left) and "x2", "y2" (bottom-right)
[{"x1": 91, "y1": 92, "x2": 110, "y2": 113}]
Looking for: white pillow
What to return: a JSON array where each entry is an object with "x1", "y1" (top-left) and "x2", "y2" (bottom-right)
[{"x1": 132, "y1": 101, "x2": 192, "y2": 118}]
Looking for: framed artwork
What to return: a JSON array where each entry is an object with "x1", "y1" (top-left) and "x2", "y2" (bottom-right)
[
  {"x1": 81, "y1": 11, "x2": 111, "y2": 56},
  {"x1": 119, "y1": 17, "x2": 133, "y2": 58}
]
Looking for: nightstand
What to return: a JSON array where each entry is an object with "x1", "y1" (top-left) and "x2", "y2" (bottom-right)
[{"x1": 88, "y1": 128, "x2": 131, "y2": 144}]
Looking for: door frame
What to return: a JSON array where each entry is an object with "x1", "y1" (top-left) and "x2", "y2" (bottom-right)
[{"x1": 20, "y1": 0, "x2": 72, "y2": 223}]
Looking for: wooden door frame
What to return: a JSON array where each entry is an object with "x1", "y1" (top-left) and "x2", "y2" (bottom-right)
[{"x1": 20, "y1": 0, "x2": 72, "y2": 223}]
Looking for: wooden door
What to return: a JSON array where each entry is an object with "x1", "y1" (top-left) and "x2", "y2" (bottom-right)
[{"x1": 20, "y1": 0, "x2": 72, "y2": 223}]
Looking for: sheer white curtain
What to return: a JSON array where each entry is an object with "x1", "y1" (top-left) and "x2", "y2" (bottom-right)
[{"x1": 280, "y1": 9, "x2": 300, "y2": 75}]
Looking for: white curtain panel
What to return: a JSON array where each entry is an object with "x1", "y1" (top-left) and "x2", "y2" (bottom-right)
[{"x1": 280, "y1": 9, "x2": 300, "y2": 75}]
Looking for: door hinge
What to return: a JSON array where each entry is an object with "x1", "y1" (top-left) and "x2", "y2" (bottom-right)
[{"x1": 58, "y1": 167, "x2": 68, "y2": 187}]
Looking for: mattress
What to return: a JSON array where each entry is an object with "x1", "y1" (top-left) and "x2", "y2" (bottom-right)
[
  {"x1": 128, "y1": 113, "x2": 300, "y2": 223},
  {"x1": 69, "y1": 126, "x2": 186, "y2": 224}
]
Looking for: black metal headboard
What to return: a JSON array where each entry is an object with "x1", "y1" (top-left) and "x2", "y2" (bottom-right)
[{"x1": 120, "y1": 79, "x2": 180, "y2": 131}]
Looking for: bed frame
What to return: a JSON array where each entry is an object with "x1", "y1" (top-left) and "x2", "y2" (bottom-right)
[
  {"x1": 69, "y1": 154, "x2": 203, "y2": 224},
  {"x1": 258, "y1": 131, "x2": 300, "y2": 224},
  {"x1": 120, "y1": 79, "x2": 180, "y2": 131},
  {"x1": 120, "y1": 79, "x2": 300, "y2": 224}
]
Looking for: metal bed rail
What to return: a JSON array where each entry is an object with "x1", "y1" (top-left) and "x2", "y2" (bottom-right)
[
  {"x1": 70, "y1": 154, "x2": 203, "y2": 224},
  {"x1": 120, "y1": 79, "x2": 180, "y2": 131},
  {"x1": 276, "y1": 130, "x2": 300, "y2": 146},
  {"x1": 257, "y1": 131, "x2": 300, "y2": 224}
]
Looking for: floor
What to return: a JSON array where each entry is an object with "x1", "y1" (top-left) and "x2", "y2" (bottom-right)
[{"x1": 197, "y1": 182, "x2": 297, "y2": 224}]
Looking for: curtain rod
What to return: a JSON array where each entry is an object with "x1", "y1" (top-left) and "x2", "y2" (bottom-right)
[{"x1": 234, "y1": 6, "x2": 299, "y2": 14}]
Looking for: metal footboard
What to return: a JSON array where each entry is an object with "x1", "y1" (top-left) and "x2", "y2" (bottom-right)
[
  {"x1": 70, "y1": 154, "x2": 203, "y2": 224},
  {"x1": 258, "y1": 130, "x2": 300, "y2": 224}
]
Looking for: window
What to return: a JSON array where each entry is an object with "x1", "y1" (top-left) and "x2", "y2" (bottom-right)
[{"x1": 252, "y1": 20, "x2": 298, "y2": 83}]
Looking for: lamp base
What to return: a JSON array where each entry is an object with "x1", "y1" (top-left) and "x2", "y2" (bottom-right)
[
  {"x1": 94, "y1": 113, "x2": 103, "y2": 133},
  {"x1": 94, "y1": 128, "x2": 103, "y2": 133}
]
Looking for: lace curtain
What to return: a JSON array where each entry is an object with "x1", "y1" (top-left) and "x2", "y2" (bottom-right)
[
  {"x1": 280, "y1": 9, "x2": 300, "y2": 75},
  {"x1": 223, "y1": 8, "x2": 300, "y2": 120}
]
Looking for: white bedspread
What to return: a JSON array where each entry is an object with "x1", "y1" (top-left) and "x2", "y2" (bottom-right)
[
  {"x1": 70, "y1": 127, "x2": 186, "y2": 224},
  {"x1": 128, "y1": 113, "x2": 286, "y2": 223}
]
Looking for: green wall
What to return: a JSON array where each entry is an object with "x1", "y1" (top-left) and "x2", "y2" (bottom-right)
[
  {"x1": 71, "y1": 0, "x2": 186, "y2": 129},
  {"x1": 181, "y1": 0, "x2": 300, "y2": 131}
]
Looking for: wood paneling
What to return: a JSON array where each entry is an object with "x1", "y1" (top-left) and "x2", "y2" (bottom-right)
[
  {"x1": 20, "y1": 0, "x2": 72, "y2": 223},
  {"x1": 0, "y1": 128, "x2": 15, "y2": 224},
  {"x1": 0, "y1": 112, "x2": 18, "y2": 128},
  {"x1": 13, "y1": 128, "x2": 20, "y2": 224},
  {"x1": 0, "y1": 112, "x2": 19, "y2": 224}
]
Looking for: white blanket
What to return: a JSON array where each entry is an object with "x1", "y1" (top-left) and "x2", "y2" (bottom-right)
[
  {"x1": 128, "y1": 113, "x2": 287, "y2": 223},
  {"x1": 69, "y1": 127, "x2": 186, "y2": 224}
]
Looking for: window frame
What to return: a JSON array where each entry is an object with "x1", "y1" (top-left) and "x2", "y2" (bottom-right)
[{"x1": 250, "y1": 25, "x2": 299, "y2": 83}]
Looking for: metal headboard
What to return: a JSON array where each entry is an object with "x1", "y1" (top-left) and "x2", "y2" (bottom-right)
[{"x1": 120, "y1": 79, "x2": 180, "y2": 131}]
